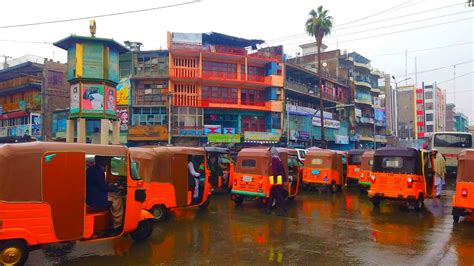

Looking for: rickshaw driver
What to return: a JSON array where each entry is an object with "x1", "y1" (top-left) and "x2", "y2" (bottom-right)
[
  {"x1": 86, "y1": 156, "x2": 124, "y2": 233},
  {"x1": 264, "y1": 148, "x2": 289, "y2": 216}
]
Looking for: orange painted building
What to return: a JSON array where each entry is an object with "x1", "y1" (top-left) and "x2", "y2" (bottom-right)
[{"x1": 167, "y1": 32, "x2": 284, "y2": 146}]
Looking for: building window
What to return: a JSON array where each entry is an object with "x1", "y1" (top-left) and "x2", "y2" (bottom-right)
[
  {"x1": 242, "y1": 116, "x2": 266, "y2": 132},
  {"x1": 202, "y1": 86, "x2": 238, "y2": 104},
  {"x1": 47, "y1": 71, "x2": 64, "y2": 86},
  {"x1": 425, "y1": 91, "x2": 433, "y2": 99},
  {"x1": 426, "y1": 113, "x2": 434, "y2": 121},
  {"x1": 135, "y1": 53, "x2": 168, "y2": 76},
  {"x1": 426, "y1": 125, "x2": 434, "y2": 132},
  {"x1": 425, "y1": 102, "x2": 433, "y2": 110},
  {"x1": 271, "y1": 112, "x2": 281, "y2": 129},
  {"x1": 132, "y1": 107, "x2": 167, "y2": 126},
  {"x1": 202, "y1": 61, "x2": 237, "y2": 79},
  {"x1": 241, "y1": 89, "x2": 265, "y2": 106},
  {"x1": 133, "y1": 81, "x2": 167, "y2": 106}
]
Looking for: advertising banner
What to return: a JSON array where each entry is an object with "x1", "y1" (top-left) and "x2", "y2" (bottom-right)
[
  {"x1": 244, "y1": 131, "x2": 281, "y2": 141},
  {"x1": 335, "y1": 135, "x2": 349, "y2": 145},
  {"x1": 117, "y1": 107, "x2": 128, "y2": 131},
  {"x1": 179, "y1": 129, "x2": 202, "y2": 136},
  {"x1": 312, "y1": 117, "x2": 340, "y2": 129},
  {"x1": 104, "y1": 86, "x2": 117, "y2": 115},
  {"x1": 116, "y1": 78, "x2": 131, "y2": 106},
  {"x1": 70, "y1": 84, "x2": 80, "y2": 114},
  {"x1": 208, "y1": 134, "x2": 240, "y2": 143},
  {"x1": 82, "y1": 84, "x2": 104, "y2": 113},
  {"x1": 223, "y1": 127, "x2": 236, "y2": 134},
  {"x1": 31, "y1": 113, "x2": 41, "y2": 137},
  {"x1": 204, "y1": 125, "x2": 222, "y2": 135}
]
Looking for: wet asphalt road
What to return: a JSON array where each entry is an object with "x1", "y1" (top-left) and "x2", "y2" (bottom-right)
[{"x1": 28, "y1": 180, "x2": 474, "y2": 265}]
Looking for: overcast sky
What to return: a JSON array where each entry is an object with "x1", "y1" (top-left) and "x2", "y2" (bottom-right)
[{"x1": 1, "y1": 0, "x2": 472, "y2": 122}]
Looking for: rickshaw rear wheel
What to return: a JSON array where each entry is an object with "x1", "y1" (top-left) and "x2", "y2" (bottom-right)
[
  {"x1": 233, "y1": 196, "x2": 244, "y2": 206},
  {"x1": 370, "y1": 197, "x2": 381, "y2": 208},
  {"x1": 130, "y1": 220, "x2": 154, "y2": 242},
  {"x1": 453, "y1": 215, "x2": 460, "y2": 224},
  {"x1": 151, "y1": 205, "x2": 168, "y2": 222},
  {"x1": 0, "y1": 239, "x2": 29, "y2": 266},
  {"x1": 414, "y1": 194, "x2": 424, "y2": 212},
  {"x1": 330, "y1": 181, "x2": 338, "y2": 193},
  {"x1": 199, "y1": 198, "x2": 211, "y2": 210}
]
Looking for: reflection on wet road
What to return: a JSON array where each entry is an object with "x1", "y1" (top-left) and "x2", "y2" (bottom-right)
[{"x1": 28, "y1": 182, "x2": 474, "y2": 265}]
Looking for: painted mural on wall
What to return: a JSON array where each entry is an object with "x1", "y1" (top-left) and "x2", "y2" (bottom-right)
[
  {"x1": 70, "y1": 84, "x2": 80, "y2": 114},
  {"x1": 82, "y1": 43, "x2": 104, "y2": 79},
  {"x1": 82, "y1": 85, "x2": 104, "y2": 113},
  {"x1": 105, "y1": 86, "x2": 116, "y2": 115},
  {"x1": 116, "y1": 78, "x2": 130, "y2": 106}
]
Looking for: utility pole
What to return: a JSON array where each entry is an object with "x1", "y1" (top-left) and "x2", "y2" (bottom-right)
[
  {"x1": 414, "y1": 57, "x2": 418, "y2": 88},
  {"x1": 453, "y1": 65, "x2": 456, "y2": 104},
  {"x1": 405, "y1": 49, "x2": 408, "y2": 85}
]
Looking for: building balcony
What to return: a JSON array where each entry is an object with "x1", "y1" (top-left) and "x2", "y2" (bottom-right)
[
  {"x1": 354, "y1": 62, "x2": 371, "y2": 71},
  {"x1": 354, "y1": 79, "x2": 372, "y2": 89},
  {"x1": 285, "y1": 80, "x2": 348, "y2": 104},
  {"x1": 202, "y1": 71, "x2": 238, "y2": 80},
  {"x1": 375, "y1": 135, "x2": 387, "y2": 143},
  {"x1": 354, "y1": 98, "x2": 373, "y2": 106},
  {"x1": 169, "y1": 67, "x2": 199, "y2": 79},
  {"x1": 265, "y1": 75, "x2": 283, "y2": 87},
  {"x1": 0, "y1": 76, "x2": 42, "y2": 91}
]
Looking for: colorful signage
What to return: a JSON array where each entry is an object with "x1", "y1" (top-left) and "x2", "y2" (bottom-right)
[
  {"x1": 244, "y1": 131, "x2": 281, "y2": 141},
  {"x1": 128, "y1": 125, "x2": 168, "y2": 141},
  {"x1": 208, "y1": 134, "x2": 240, "y2": 143},
  {"x1": 312, "y1": 117, "x2": 340, "y2": 129},
  {"x1": 117, "y1": 107, "x2": 128, "y2": 131},
  {"x1": 31, "y1": 113, "x2": 41, "y2": 136},
  {"x1": 335, "y1": 135, "x2": 349, "y2": 145},
  {"x1": 223, "y1": 127, "x2": 236, "y2": 134},
  {"x1": 105, "y1": 86, "x2": 116, "y2": 115},
  {"x1": 204, "y1": 125, "x2": 222, "y2": 135},
  {"x1": 82, "y1": 84, "x2": 104, "y2": 113},
  {"x1": 179, "y1": 129, "x2": 202, "y2": 136},
  {"x1": 70, "y1": 84, "x2": 80, "y2": 114},
  {"x1": 116, "y1": 78, "x2": 131, "y2": 106}
]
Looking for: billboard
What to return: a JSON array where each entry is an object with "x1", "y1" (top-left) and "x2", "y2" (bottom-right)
[
  {"x1": 82, "y1": 84, "x2": 104, "y2": 113},
  {"x1": 116, "y1": 78, "x2": 131, "y2": 106},
  {"x1": 105, "y1": 86, "x2": 116, "y2": 115},
  {"x1": 117, "y1": 107, "x2": 128, "y2": 131},
  {"x1": 70, "y1": 84, "x2": 80, "y2": 114},
  {"x1": 204, "y1": 125, "x2": 222, "y2": 135},
  {"x1": 31, "y1": 113, "x2": 41, "y2": 137},
  {"x1": 208, "y1": 134, "x2": 240, "y2": 143}
]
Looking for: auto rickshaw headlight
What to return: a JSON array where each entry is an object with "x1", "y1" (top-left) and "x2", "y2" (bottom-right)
[
  {"x1": 360, "y1": 173, "x2": 364, "y2": 178},
  {"x1": 370, "y1": 175, "x2": 376, "y2": 184},
  {"x1": 462, "y1": 188, "x2": 468, "y2": 197},
  {"x1": 407, "y1": 177, "x2": 413, "y2": 188}
]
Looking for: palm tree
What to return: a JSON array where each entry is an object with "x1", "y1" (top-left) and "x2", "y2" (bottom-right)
[{"x1": 305, "y1": 6, "x2": 334, "y2": 148}]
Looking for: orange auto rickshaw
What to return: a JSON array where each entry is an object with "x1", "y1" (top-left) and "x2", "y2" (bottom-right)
[
  {"x1": 131, "y1": 147, "x2": 211, "y2": 221},
  {"x1": 347, "y1": 149, "x2": 366, "y2": 185},
  {"x1": 204, "y1": 147, "x2": 235, "y2": 191},
  {"x1": 0, "y1": 142, "x2": 154, "y2": 265},
  {"x1": 368, "y1": 147, "x2": 435, "y2": 211},
  {"x1": 231, "y1": 148, "x2": 300, "y2": 207},
  {"x1": 302, "y1": 149, "x2": 346, "y2": 193},
  {"x1": 452, "y1": 149, "x2": 474, "y2": 223},
  {"x1": 358, "y1": 150, "x2": 375, "y2": 190}
]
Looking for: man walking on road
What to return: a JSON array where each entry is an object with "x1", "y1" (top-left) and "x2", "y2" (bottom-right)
[
  {"x1": 264, "y1": 147, "x2": 289, "y2": 216},
  {"x1": 433, "y1": 149, "x2": 446, "y2": 199}
]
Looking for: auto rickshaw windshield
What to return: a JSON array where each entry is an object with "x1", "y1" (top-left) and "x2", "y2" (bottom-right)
[
  {"x1": 348, "y1": 154, "x2": 362, "y2": 165},
  {"x1": 361, "y1": 158, "x2": 374, "y2": 171},
  {"x1": 307, "y1": 154, "x2": 335, "y2": 169}
]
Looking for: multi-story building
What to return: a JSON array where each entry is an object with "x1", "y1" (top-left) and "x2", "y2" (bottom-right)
[
  {"x1": 396, "y1": 85, "x2": 416, "y2": 140},
  {"x1": 285, "y1": 62, "x2": 351, "y2": 149},
  {"x1": 119, "y1": 49, "x2": 169, "y2": 145},
  {"x1": 0, "y1": 56, "x2": 68, "y2": 142},
  {"x1": 288, "y1": 47, "x2": 388, "y2": 149},
  {"x1": 423, "y1": 82, "x2": 446, "y2": 136},
  {"x1": 167, "y1": 32, "x2": 284, "y2": 146},
  {"x1": 454, "y1": 112, "x2": 469, "y2": 132},
  {"x1": 445, "y1": 103, "x2": 456, "y2": 131}
]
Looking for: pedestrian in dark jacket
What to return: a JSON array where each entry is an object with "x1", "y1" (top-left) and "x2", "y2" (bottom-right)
[{"x1": 264, "y1": 147, "x2": 289, "y2": 216}]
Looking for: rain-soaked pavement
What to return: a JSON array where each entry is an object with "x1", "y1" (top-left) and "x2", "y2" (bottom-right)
[{"x1": 28, "y1": 180, "x2": 474, "y2": 265}]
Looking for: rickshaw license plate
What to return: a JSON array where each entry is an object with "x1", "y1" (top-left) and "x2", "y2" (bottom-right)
[{"x1": 242, "y1": 176, "x2": 252, "y2": 182}]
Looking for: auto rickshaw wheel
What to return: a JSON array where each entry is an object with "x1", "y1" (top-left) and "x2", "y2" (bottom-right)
[
  {"x1": 199, "y1": 198, "x2": 211, "y2": 210},
  {"x1": 330, "y1": 181, "x2": 338, "y2": 193},
  {"x1": 233, "y1": 196, "x2": 244, "y2": 206},
  {"x1": 370, "y1": 197, "x2": 381, "y2": 208},
  {"x1": 0, "y1": 240, "x2": 28, "y2": 266},
  {"x1": 414, "y1": 194, "x2": 424, "y2": 212},
  {"x1": 453, "y1": 215, "x2": 460, "y2": 224},
  {"x1": 151, "y1": 205, "x2": 168, "y2": 222},
  {"x1": 130, "y1": 220, "x2": 154, "y2": 242}
]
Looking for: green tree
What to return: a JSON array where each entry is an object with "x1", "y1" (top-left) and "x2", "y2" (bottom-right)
[{"x1": 305, "y1": 5, "x2": 334, "y2": 147}]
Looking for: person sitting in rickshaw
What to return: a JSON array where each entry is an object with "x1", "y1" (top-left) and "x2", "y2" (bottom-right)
[
  {"x1": 86, "y1": 156, "x2": 124, "y2": 234},
  {"x1": 264, "y1": 148, "x2": 289, "y2": 216},
  {"x1": 188, "y1": 156, "x2": 204, "y2": 202},
  {"x1": 209, "y1": 154, "x2": 224, "y2": 188}
]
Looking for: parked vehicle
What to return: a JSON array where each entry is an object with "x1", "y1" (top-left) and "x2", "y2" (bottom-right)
[
  {"x1": 368, "y1": 147, "x2": 435, "y2": 211},
  {"x1": 302, "y1": 149, "x2": 346, "y2": 193},
  {"x1": 231, "y1": 147, "x2": 300, "y2": 207},
  {"x1": 131, "y1": 147, "x2": 211, "y2": 221},
  {"x1": 347, "y1": 149, "x2": 366, "y2": 185},
  {"x1": 431, "y1": 132, "x2": 473, "y2": 177},
  {"x1": 0, "y1": 142, "x2": 154, "y2": 265},
  {"x1": 452, "y1": 149, "x2": 474, "y2": 223},
  {"x1": 358, "y1": 150, "x2": 375, "y2": 190}
]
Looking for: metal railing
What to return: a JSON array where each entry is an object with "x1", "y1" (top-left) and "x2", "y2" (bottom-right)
[{"x1": 0, "y1": 76, "x2": 41, "y2": 90}]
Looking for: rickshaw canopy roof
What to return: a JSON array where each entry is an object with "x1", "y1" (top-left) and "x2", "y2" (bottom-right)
[
  {"x1": 204, "y1": 147, "x2": 229, "y2": 153},
  {"x1": 457, "y1": 149, "x2": 474, "y2": 182},
  {"x1": 0, "y1": 142, "x2": 129, "y2": 202},
  {"x1": 349, "y1": 149, "x2": 366, "y2": 156},
  {"x1": 362, "y1": 150, "x2": 375, "y2": 159},
  {"x1": 306, "y1": 149, "x2": 336, "y2": 158},
  {"x1": 458, "y1": 149, "x2": 474, "y2": 161},
  {"x1": 374, "y1": 147, "x2": 419, "y2": 158}
]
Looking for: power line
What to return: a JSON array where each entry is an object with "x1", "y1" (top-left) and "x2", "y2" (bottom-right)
[
  {"x1": 438, "y1": 71, "x2": 474, "y2": 84},
  {"x1": 395, "y1": 60, "x2": 473, "y2": 78},
  {"x1": 368, "y1": 41, "x2": 474, "y2": 57},
  {"x1": 267, "y1": 2, "x2": 465, "y2": 42},
  {"x1": 336, "y1": 0, "x2": 415, "y2": 26},
  {"x1": 0, "y1": 39, "x2": 53, "y2": 44},
  {"x1": 0, "y1": 1, "x2": 201, "y2": 29},
  {"x1": 277, "y1": 16, "x2": 474, "y2": 47}
]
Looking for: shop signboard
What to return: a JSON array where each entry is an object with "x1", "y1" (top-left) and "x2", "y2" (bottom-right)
[
  {"x1": 179, "y1": 128, "x2": 202, "y2": 136},
  {"x1": 30, "y1": 113, "x2": 41, "y2": 137},
  {"x1": 335, "y1": 135, "x2": 349, "y2": 145},
  {"x1": 82, "y1": 84, "x2": 105, "y2": 114},
  {"x1": 208, "y1": 134, "x2": 240, "y2": 143},
  {"x1": 312, "y1": 117, "x2": 340, "y2": 129},
  {"x1": 104, "y1": 86, "x2": 117, "y2": 115},
  {"x1": 223, "y1": 127, "x2": 235, "y2": 134},
  {"x1": 244, "y1": 131, "x2": 281, "y2": 142},
  {"x1": 204, "y1": 125, "x2": 222, "y2": 135},
  {"x1": 116, "y1": 78, "x2": 131, "y2": 106}
]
